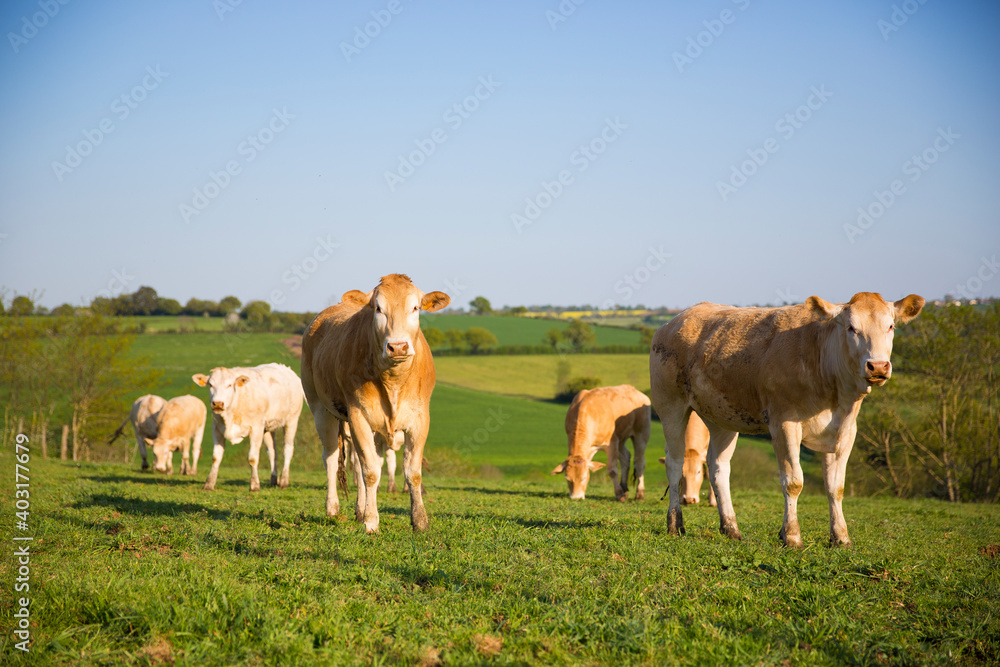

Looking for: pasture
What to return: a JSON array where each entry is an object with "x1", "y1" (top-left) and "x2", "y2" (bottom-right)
[
  {"x1": 3, "y1": 326, "x2": 998, "y2": 665},
  {"x1": 1, "y1": 457, "x2": 998, "y2": 665},
  {"x1": 421, "y1": 314, "x2": 641, "y2": 347}
]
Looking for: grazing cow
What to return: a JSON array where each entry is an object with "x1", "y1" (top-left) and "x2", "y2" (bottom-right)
[
  {"x1": 550, "y1": 384, "x2": 651, "y2": 501},
  {"x1": 108, "y1": 394, "x2": 167, "y2": 471},
  {"x1": 192, "y1": 363, "x2": 305, "y2": 492},
  {"x1": 147, "y1": 395, "x2": 207, "y2": 475},
  {"x1": 301, "y1": 274, "x2": 450, "y2": 533},
  {"x1": 657, "y1": 411, "x2": 717, "y2": 507},
  {"x1": 650, "y1": 292, "x2": 924, "y2": 547}
]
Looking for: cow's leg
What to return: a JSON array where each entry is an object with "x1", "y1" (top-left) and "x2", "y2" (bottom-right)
[
  {"x1": 385, "y1": 448, "x2": 398, "y2": 493},
  {"x1": 706, "y1": 426, "x2": 741, "y2": 540},
  {"x1": 706, "y1": 462, "x2": 717, "y2": 507},
  {"x1": 135, "y1": 427, "x2": 149, "y2": 472},
  {"x1": 166, "y1": 449, "x2": 174, "y2": 474},
  {"x1": 821, "y1": 435, "x2": 854, "y2": 547},
  {"x1": 247, "y1": 429, "x2": 264, "y2": 492},
  {"x1": 632, "y1": 430, "x2": 648, "y2": 501},
  {"x1": 181, "y1": 436, "x2": 191, "y2": 475},
  {"x1": 263, "y1": 431, "x2": 278, "y2": 487},
  {"x1": 203, "y1": 419, "x2": 226, "y2": 491},
  {"x1": 660, "y1": 407, "x2": 690, "y2": 535},
  {"x1": 619, "y1": 441, "x2": 631, "y2": 496},
  {"x1": 278, "y1": 415, "x2": 298, "y2": 489},
  {"x1": 350, "y1": 418, "x2": 382, "y2": 533},
  {"x1": 314, "y1": 408, "x2": 341, "y2": 517},
  {"x1": 771, "y1": 421, "x2": 805, "y2": 548},
  {"x1": 605, "y1": 437, "x2": 625, "y2": 502},
  {"x1": 190, "y1": 422, "x2": 204, "y2": 476},
  {"x1": 403, "y1": 421, "x2": 430, "y2": 531},
  {"x1": 350, "y1": 437, "x2": 366, "y2": 521}
]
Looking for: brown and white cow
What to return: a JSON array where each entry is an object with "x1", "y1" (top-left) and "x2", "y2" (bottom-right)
[
  {"x1": 657, "y1": 411, "x2": 717, "y2": 507},
  {"x1": 301, "y1": 274, "x2": 449, "y2": 533},
  {"x1": 650, "y1": 292, "x2": 923, "y2": 547},
  {"x1": 147, "y1": 395, "x2": 207, "y2": 475},
  {"x1": 550, "y1": 384, "x2": 651, "y2": 501},
  {"x1": 193, "y1": 363, "x2": 305, "y2": 492},
  {"x1": 108, "y1": 394, "x2": 167, "y2": 471}
]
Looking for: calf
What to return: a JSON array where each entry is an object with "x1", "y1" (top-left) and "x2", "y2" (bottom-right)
[
  {"x1": 193, "y1": 363, "x2": 305, "y2": 492},
  {"x1": 108, "y1": 394, "x2": 166, "y2": 471},
  {"x1": 650, "y1": 292, "x2": 923, "y2": 546},
  {"x1": 551, "y1": 384, "x2": 651, "y2": 501},
  {"x1": 147, "y1": 395, "x2": 207, "y2": 475}
]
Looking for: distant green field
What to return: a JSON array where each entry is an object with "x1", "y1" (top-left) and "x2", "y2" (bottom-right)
[
  {"x1": 422, "y1": 313, "x2": 640, "y2": 347},
  {"x1": 125, "y1": 315, "x2": 227, "y2": 332},
  {"x1": 435, "y1": 353, "x2": 653, "y2": 399}
]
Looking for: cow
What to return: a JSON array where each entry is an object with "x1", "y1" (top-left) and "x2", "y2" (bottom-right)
[
  {"x1": 192, "y1": 363, "x2": 305, "y2": 492},
  {"x1": 650, "y1": 292, "x2": 924, "y2": 547},
  {"x1": 657, "y1": 411, "x2": 717, "y2": 507},
  {"x1": 550, "y1": 384, "x2": 651, "y2": 501},
  {"x1": 146, "y1": 395, "x2": 207, "y2": 475},
  {"x1": 339, "y1": 422, "x2": 401, "y2": 493},
  {"x1": 300, "y1": 274, "x2": 450, "y2": 533},
  {"x1": 108, "y1": 394, "x2": 167, "y2": 471}
]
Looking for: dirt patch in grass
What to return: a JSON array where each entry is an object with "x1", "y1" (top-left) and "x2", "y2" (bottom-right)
[
  {"x1": 138, "y1": 637, "x2": 175, "y2": 664},
  {"x1": 979, "y1": 544, "x2": 1000, "y2": 558},
  {"x1": 281, "y1": 336, "x2": 302, "y2": 358},
  {"x1": 473, "y1": 634, "x2": 503, "y2": 657}
]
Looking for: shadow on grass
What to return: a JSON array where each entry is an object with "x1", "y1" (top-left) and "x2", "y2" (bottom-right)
[
  {"x1": 435, "y1": 484, "x2": 565, "y2": 500},
  {"x1": 83, "y1": 474, "x2": 202, "y2": 486},
  {"x1": 72, "y1": 493, "x2": 233, "y2": 520}
]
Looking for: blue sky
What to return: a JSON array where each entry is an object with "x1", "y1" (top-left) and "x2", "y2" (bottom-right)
[{"x1": 1, "y1": 0, "x2": 998, "y2": 312}]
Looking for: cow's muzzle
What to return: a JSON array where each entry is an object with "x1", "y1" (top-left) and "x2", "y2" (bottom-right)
[
  {"x1": 384, "y1": 340, "x2": 411, "y2": 360},
  {"x1": 211, "y1": 401, "x2": 225, "y2": 413},
  {"x1": 865, "y1": 360, "x2": 891, "y2": 384}
]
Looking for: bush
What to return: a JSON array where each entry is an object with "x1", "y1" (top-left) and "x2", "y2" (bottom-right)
[{"x1": 555, "y1": 376, "x2": 602, "y2": 403}]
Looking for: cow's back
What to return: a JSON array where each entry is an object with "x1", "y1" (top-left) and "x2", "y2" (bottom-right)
[
  {"x1": 651, "y1": 302, "x2": 827, "y2": 434},
  {"x1": 568, "y1": 385, "x2": 649, "y2": 447},
  {"x1": 158, "y1": 395, "x2": 206, "y2": 438},
  {"x1": 245, "y1": 363, "x2": 304, "y2": 423}
]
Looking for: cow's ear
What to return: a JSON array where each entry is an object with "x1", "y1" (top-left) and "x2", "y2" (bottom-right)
[
  {"x1": 588, "y1": 460, "x2": 606, "y2": 472},
  {"x1": 235, "y1": 375, "x2": 250, "y2": 387},
  {"x1": 193, "y1": 373, "x2": 209, "y2": 387},
  {"x1": 805, "y1": 295, "x2": 841, "y2": 320},
  {"x1": 421, "y1": 291, "x2": 450, "y2": 312},
  {"x1": 342, "y1": 290, "x2": 371, "y2": 307},
  {"x1": 550, "y1": 461, "x2": 568, "y2": 475},
  {"x1": 658, "y1": 456, "x2": 666, "y2": 465},
  {"x1": 893, "y1": 294, "x2": 924, "y2": 324}
]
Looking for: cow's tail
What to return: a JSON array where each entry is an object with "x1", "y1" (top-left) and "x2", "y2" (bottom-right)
[{"x1": 107, "y1": 415, "x2": 130, "y2": 445}]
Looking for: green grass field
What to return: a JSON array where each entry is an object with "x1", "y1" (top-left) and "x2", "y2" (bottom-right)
[
  {"x1": 422, "y1": 314, "x2": 641, "y2": 347},
  {"x1": 1, "y1": 457, "x2": 997, "y2": 665},
  {"x1": 8, "y1": 326, "x2": 995, "y2": 664}
]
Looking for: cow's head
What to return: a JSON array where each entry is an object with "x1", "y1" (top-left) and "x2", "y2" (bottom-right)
[
  {"x1": 807, "y1": 292, "x2": 924, "y2": 390},
  {"x1": 149, "y1": 437, "x2": 181, "y2": 473},
  {"x1": 342, "y1": 274, "x2": 450, "y2": 364},
  {"x1": 192, "y1": 367, "x2": 249, "y2": 416},
  {"x1": 551, "y1": 454, "x2": 605, "y2": 500},
  {"x1": 659, "y1": 455, "x2": 708, "y2": 505}
]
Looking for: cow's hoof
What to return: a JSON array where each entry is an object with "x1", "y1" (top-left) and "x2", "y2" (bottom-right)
[
  {"x1": 388, "y1": 482, "x2": 398, "y2": 494},
  {"x1": 635, "y1": 490, "x2": 645, "y2": 501},
  {"x1": 203, "y1": 484, "x2": 215, "y2": 491},
  {"x1": 616, "y1": 495, "x2": 627, "y2": 503},
  {"x1": 364, "y1": 521, "x2": 379, "y2": 534},
  {"x1": 326, "y1": 501, "x2": 339, "y2": 518},
  {"x1": 667, "y1": 508, "x2": 686, "y2": 536},
  {"x1": 278, "y1": 478, "x2": 290, "y2": 489},
  {"x1": 829, "y1": 536, "x2": 852, "y2": 548},
  {"x1": 250, "y1": 483, "x2": 261, "y2": 493},
  {"x1": 269, "y1": 476, "x2": 278, "y2": 487}
]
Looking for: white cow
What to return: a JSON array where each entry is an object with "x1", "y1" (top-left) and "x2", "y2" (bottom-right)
[
  {"x1": 193, "y1": 363, "x2": 305, "y2": 492},
  {"x1": 108, "y1": 394, "x2": 167, "y2": 471}
]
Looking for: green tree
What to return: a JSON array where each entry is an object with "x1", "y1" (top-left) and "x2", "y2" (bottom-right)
[
  {"x1": 9, "y1": 295, "x2": 34, "y2": 316},
  {"x1": 50, "y1": 303, "x2": 76, "y2": 317},
  {"x1": 638, "y1": 325, "x2": 656, "y2": 348},
  {"x1": 219, "y1": 295, "x2": 242, "y2": 315},
  {"x1": 469, "y1": 296, "x2": 493, "y2": 316},
  {"x1": 157, "y1": 298, "x2": 183, "y2": 316},
  {"x1": 185, "y1": 298, "x2": 219, "y2": 317},
  {"x1": 130, "y1": 286, "x2": 159, "y2": 316},
  {"x1": 544, "y1": 327, "x2": 563, "y2": 350},
  {"x1": 445, "y1": 329, "x2": 466, "y2": 351},
  {"x1": 509, "y1": 306, "x2": 528, "y2": 316},
  {"x1": 465, "y1": 327, "x2": 498, "y2": 354},
  {"x1": 563, "y1": 319, "x2": 596, "y2": 352},
  {"x1": 422, "y1": 326, "x2": 445, "y2": 349}
]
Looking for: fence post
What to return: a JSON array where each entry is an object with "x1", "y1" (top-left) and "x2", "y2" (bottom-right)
[{"x1": 61, "y1": 425, "x2": 69, "y2": 460}]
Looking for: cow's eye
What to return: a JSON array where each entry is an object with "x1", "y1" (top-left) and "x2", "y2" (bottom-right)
[
  {"x1": 413, "y1": 305, "x2": 419, "y2": 312},
  {"x1": 375, "y1": 305, "x2": 382, "y2": 314},
  {"x1": 888, "y1": 324, "x2": 894, "y2": 332},
  {"x1": 847, "y1": 325, "x2": 856, "y2": 334}
]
